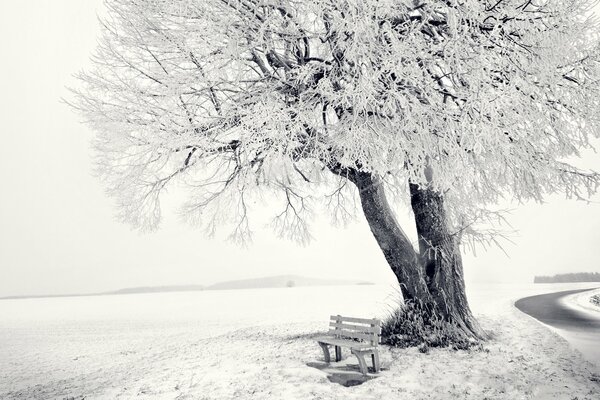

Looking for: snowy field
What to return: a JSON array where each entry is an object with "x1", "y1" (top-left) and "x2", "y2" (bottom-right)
[{"x1": 1, "y1": 283, "x2": 600, "y2": 399}]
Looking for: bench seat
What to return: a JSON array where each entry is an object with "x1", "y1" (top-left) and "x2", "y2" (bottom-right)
[
  {"x1": 314, "y1": 336, "x2": 376, "y2": 351},
  {"x1": 315, "y1": 315, "x2": 381, "y2": 375}
]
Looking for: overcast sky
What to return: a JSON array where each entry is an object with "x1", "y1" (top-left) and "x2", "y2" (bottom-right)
[{"x1": 1, "y1": 1, "x2": 600, "y2": 297}]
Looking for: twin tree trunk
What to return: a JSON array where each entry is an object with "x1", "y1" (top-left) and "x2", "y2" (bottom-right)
[{"x1": 348, "y1": 171, "x2": 484, "y2": 340}]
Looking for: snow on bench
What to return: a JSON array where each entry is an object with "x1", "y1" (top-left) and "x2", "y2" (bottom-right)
[{"x1": 315, "y1": 315, "x2": 381, "y2": 375}]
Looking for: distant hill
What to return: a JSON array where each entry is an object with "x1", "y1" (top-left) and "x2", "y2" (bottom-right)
[
  {"x1": 0, "y1": 275, "x2": 373, "y2": 300},
  {"x1": 111, "y1": 284, "x2": 205, "y2": 295},
  {"x1": 205, "y1": 274, "x2": 370, "y2": 290},
  {"x1": 534, "y1": 272, "x2": 600, "y2": 283}
]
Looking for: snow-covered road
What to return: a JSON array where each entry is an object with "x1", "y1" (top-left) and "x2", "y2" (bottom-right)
[{"x1": 515, "y1": 287, "x2": 600, "y2": 367}]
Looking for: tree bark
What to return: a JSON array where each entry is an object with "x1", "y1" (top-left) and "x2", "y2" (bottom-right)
[
  {"x1": 349, "y1": 171, "x2": 429, "y2": 302},
  {"x1": 408, "y1": 182, "x2": 483, "y2": 338},
  {"x1": 349, "y1": 170, "x2": 484, "y2": 340}
]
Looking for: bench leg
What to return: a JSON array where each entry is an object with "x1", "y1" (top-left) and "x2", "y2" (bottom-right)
[
  {"x1": 335, "y1": 346, "x2": 342, "y2": 362},
  {"x1": 371, "y1": 349, "x2": 380, "y2": 373},
  {"x1": 351, "y1": 349, "x2": 369, "y2": 375},
  {"x1": 318, "y1": 342, "x2": 331, "y2": 363}
]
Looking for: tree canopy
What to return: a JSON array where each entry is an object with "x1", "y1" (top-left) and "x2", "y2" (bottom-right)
[{"x1": 73, "y1": 0, "x2": 600, "y2": 245}]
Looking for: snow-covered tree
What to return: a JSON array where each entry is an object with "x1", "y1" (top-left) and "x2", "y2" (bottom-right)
[{"x1": 73, "y1": 0, "x2": 600, "y2": 341}]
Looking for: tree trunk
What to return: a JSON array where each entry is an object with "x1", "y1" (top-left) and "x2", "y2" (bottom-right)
[
  {"x1": 408, "y1": 182, "x2": 483, "y2": 339},
  {"x1": 350, "y1": 171, "x2": 428, "y2": 302},
  {"x1": 350, "y1": 171, "x2": 484, "y2": 340}
]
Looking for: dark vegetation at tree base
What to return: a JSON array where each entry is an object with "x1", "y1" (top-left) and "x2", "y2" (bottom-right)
[
  {"x1": 534, "y1": 272, "x2": 600, "y2": 283},
  {"x1": 591, "y1": 295, "x2": 600, "y2": 308},
  {"x1": 381, "y1": 301, "x2": 482, "y2": 352}
]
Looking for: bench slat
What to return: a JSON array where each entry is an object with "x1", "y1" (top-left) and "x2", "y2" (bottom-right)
[
  {"x1": 328, "y1": 329, "x2": 377, "y2": 342},
  {"x1": 329, "y1": 322, "x2": 380, "y2": 333},
  {"x1": 315, "y1": 336, "x2": 376, "y2": 351},
  {"x1": 329, "y1": 315, "x2": 379, "y2": 325}
]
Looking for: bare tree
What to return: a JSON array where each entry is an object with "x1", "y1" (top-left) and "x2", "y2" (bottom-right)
[{"x1": 72, "y1": 0, "x2": 600, "y2": 341}]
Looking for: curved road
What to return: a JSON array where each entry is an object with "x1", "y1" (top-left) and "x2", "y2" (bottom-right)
[
  {"x1": 515, "y1": 288, "x2": 600, "y2": 330},
  {"x1": 515, "y1": 288, "x2": 600, "y2": 366}
]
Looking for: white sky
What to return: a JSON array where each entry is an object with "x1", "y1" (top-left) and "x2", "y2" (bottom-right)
[{"x1": 1, "y1": 1, "x2": 600, "y2": 297}]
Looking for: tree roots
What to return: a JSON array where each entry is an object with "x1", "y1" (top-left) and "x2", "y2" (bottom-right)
[{"x1": 381, "y1": 300, "x2": 485, "y2": 351}]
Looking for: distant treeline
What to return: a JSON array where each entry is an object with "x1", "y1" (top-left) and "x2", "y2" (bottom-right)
[{"x1": 534, "y1": 272, "x2": 600, "y2": 283}]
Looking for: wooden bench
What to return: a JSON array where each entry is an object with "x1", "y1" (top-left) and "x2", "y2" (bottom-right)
[{"x1": 315, "y1": 315, "x2": 381, "y2": 375}]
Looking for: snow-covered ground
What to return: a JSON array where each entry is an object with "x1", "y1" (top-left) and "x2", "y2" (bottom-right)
[
  {"x1": 1, "y1": 283, "x2": 599, "y2": 399},
  {"x1": 564, "y1": 287, "x2": 600, "y2": 316}
]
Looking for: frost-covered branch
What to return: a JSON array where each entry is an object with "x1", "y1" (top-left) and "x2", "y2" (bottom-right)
[{"x1": 73, "y1": 0, "x2": 600, "y2": 246}]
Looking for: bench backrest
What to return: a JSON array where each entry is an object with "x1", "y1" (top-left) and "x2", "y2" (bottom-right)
[{"x1": 328, "y1": 315, "x2": 381, "y2": 347}]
